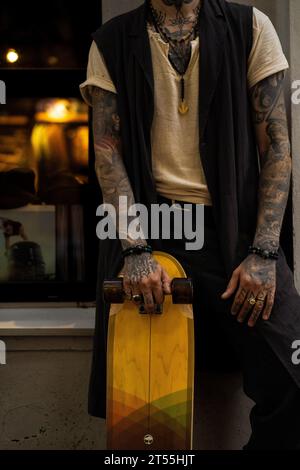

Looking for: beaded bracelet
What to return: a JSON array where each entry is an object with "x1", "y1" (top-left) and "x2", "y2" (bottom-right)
[
  {"x1": 122, "y1": 244, "x2": 153, "y2": 259},
  {"x1": 248, "y1": 245, "x2": 279, "y2": 260}
]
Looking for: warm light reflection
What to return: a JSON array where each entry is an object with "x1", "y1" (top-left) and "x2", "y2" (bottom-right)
[
  {"x1": 35, "y1": 99, "x2": 88, "y2": 124},
  {"x1": 6, "y1": 48, "x2": 19, "y2": 63},
  {"x1": 48, "y1": 100, "x2": 69, "y2": 120},
  {"x1": 31, "y1": 98, "x2": 89, "y2": 172},
  {"x1": 47, "y1": 56, "x2": 59, "y2": 66}
]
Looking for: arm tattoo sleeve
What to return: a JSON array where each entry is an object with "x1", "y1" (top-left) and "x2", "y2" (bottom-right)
[
  {"x1": 250, "y1": 71, "x2": 292, "y2": 251},
  {"x1": 92, "y1": 87, "x2": 147, "y2": 249}
]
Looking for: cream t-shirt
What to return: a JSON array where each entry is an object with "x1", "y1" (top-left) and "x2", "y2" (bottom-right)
[{"x1": 80, "y1": 8, "x2": 289, "y2": 205}]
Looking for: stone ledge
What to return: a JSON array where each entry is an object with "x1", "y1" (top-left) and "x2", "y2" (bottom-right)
[{"x1": 0, "y1": 307, "x2": 95, "y2": 336}]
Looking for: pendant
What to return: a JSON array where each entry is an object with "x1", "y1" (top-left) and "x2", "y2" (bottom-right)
[
  {"x1": 179, "y1": 99, "x2": 189, "y2": 115},
  {"x1": 179, "y1": 77, "x2": 188, "y2": 115}
]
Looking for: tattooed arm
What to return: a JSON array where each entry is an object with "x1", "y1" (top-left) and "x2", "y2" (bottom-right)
[
  {"x1": 92, "y1": 86, "x2": 171, "y2": 312},
  {"x1": 251, "y1": 71, "x2": 291, "y2": 252},
  {"x1": 222, "y1": 71, "x2": 291, "y2": 327}
]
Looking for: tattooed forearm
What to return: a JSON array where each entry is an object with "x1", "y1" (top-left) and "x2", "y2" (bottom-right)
[
  {"x1": 92, "y1": 87, "x2": 146, "y2": 249},
  {"x1": 250, "y1": 71, "x2": 291, "y2": 251},
  {"x1": 92, "y1": 86, "x2": 163, "y2": 301}
]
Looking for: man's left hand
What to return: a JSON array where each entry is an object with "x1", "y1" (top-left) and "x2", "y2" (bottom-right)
[{"x1": 221, "y1": 254, "x2": 276, "y2": 327}]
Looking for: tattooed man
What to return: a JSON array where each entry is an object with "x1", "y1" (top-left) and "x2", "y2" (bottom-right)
[{"x1": 81, "y1": 0, "x2": 300, "y2": 449}]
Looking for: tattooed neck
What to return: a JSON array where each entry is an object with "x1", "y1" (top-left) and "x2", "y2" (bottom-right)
[{"x1": 148, "y1": 0, "x2": 201, "y2": 75}]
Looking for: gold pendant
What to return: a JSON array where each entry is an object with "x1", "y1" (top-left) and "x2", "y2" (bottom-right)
[{"x1": 179, "y1": 100, "x2": 189, "y2": 115}]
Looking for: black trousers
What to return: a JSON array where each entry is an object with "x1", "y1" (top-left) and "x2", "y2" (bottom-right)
[{"x1": 158, "y1": 198, "x2": 300, "y2": 450}]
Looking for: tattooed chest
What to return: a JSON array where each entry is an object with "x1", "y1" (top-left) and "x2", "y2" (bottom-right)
[{"x1": 168, "y1": 42, "x2": 192, "y2": 76}]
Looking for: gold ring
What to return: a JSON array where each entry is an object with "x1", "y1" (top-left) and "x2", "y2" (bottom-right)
[
  {"x1": 248, "y1": 297, "x2": 257, "y2": 306},
  {"x1": 132, "y1": 294, "x2": 142, "y2": 303}
]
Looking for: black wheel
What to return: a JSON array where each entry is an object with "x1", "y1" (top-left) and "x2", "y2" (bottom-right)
[
  {"x1": 171, "y1": 278, "x2": 193, "y2": 304},
  {"x1": 103, "y1": 278, "x2": 124, "y2": 303}
]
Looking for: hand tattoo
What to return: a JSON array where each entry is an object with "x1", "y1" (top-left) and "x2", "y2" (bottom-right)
[
  {"x1": 229, "y1": 254, "x2": 276, "y2": 326},
  {"x1": 242, "y1": 255, "x2": 276, "y2": 292},
  {"x1": 123, "y1": 252, "x2": 158, "y2": 285}
]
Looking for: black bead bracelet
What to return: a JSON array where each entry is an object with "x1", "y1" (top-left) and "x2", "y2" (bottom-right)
[
  {"x1": 122, "y1": 244, "x2": 153, "y2": 259},
  {"x1": 248, "y1": 245, "x2": 279, "y2": 260}
]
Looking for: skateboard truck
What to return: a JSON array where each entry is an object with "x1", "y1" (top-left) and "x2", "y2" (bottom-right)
[
  {"x1": 138, "y1": 304, "x2": 163, "y2": 315},
  {"x1": 103, "y1": 277, "x2": 193, "y2": 314}
]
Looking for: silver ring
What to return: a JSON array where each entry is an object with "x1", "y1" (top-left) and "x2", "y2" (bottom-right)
[{"x1": 132, "y1": 294, "x2": 142, "y2": 303}]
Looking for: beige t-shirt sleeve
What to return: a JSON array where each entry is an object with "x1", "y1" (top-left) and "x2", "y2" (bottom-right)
[
  {"x1": 80, "y1": 41, "x2": 117, "y2": 106},
  {"x1": 247, "y1": 8, "x2": 289, "y2": 89}
]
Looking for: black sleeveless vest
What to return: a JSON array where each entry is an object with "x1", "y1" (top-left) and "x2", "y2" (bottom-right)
[
  {"x1": 89, "y1": 0, "x2": 257, "y2": 417},
  {"x1": 92, "y1": 0, "x2": 257, "y2": 277}
]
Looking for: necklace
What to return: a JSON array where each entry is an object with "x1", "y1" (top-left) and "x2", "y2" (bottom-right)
[{"x1": 148, "y1": 1, "x2": 201, "y2": 115}]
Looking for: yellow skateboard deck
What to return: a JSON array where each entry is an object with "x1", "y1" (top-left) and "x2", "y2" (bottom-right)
[{"x1": 105, "y1": 251, "x2": 194, "y2": 450}]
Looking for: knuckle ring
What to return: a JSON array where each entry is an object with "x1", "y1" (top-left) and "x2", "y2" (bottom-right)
[
  {"x1": 133, "y1": 294, "x2": 142, "y2": 303},
  {"x1": 248, "y1": 297, "x2": 257, "y2": 306}
]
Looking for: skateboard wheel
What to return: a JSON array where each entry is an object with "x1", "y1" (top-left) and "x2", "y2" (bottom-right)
[
  {"x1": 171, "y1": 278, "x2": 193, "y2": 304},
  {"x1": 103, "y1": 279, "x2": 124, "y2": 303}
]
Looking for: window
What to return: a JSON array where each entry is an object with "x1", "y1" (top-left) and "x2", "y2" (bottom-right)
[{"x1": 0, "y1": 2, "x2": 102, "y2": 302}]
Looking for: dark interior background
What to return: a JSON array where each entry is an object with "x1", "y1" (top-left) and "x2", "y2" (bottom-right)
[
  {"x1": 0, "y1": 1, "x2": 102, "y2": 302},
  {"x1": 0, "y1": 0, "x2": 101, "y2": 68}
]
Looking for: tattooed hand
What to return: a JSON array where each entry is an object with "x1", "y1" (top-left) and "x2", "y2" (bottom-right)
[
  {"x1": 123, "y1": 253, "x2": 171, "y2": 313},
  {"x1": 221, "y1": 255, "x2": 276, "y2": 327}
]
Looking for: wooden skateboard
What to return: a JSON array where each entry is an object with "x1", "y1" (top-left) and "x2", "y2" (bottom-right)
[{"x1": 103, "y1": 251, "x2": 194, "y2": 450}]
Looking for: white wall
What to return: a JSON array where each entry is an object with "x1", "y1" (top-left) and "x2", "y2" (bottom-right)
[
  {"x1": 102, "y1": 0, "x2": 142, "y2": 23},
  {"x1": 290, "y1": 0, "x2": 300, "y2": 291}
]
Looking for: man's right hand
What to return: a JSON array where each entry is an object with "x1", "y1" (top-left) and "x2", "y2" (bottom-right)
[{"x1": 123, "y1": 253, "x2": 172, "y2": 313}]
